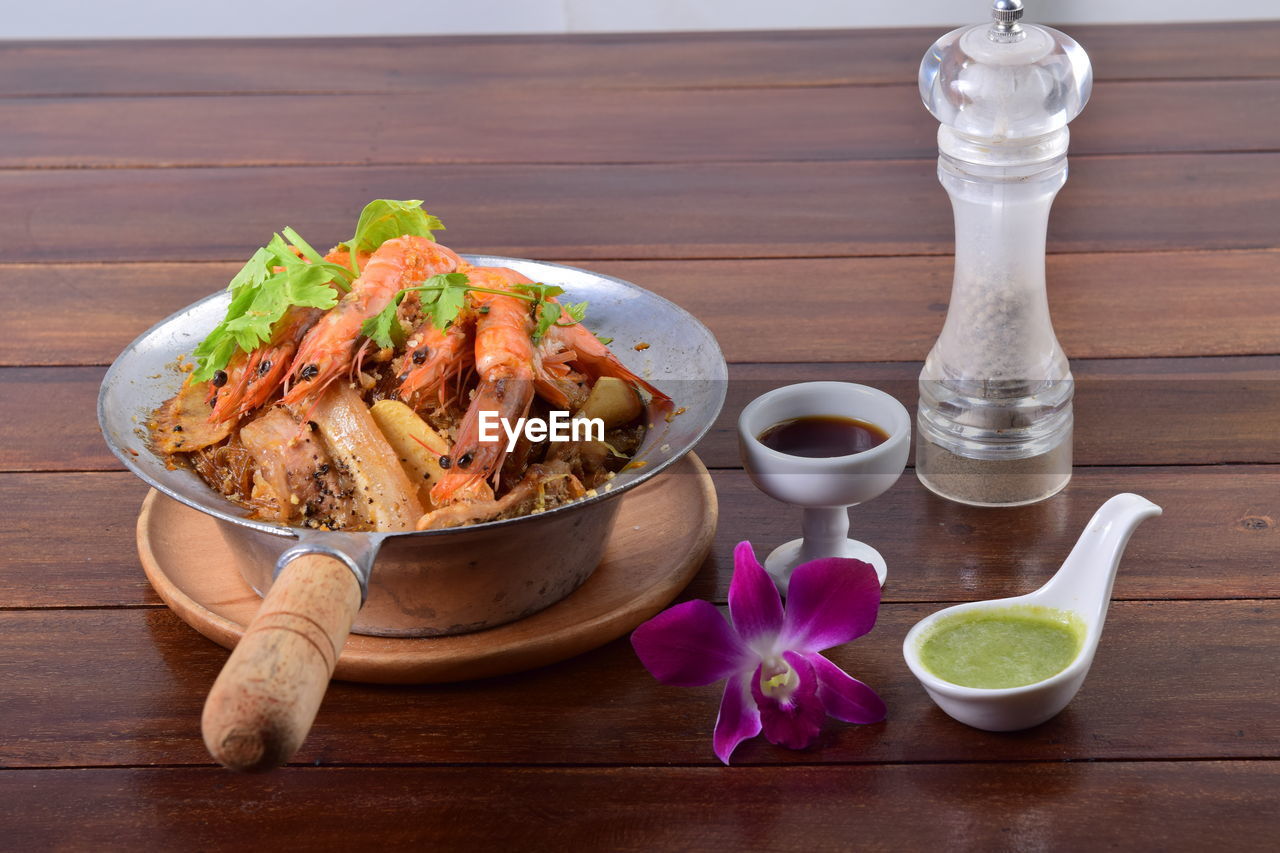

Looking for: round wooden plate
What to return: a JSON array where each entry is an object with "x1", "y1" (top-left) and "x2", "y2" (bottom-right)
[{"x1": 137, "y1": 453, "x2": 717, "y2": 684}]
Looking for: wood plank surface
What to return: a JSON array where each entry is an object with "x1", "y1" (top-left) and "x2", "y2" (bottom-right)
[
  {"x1": 2, "y1": 22, "x2": 1276, "y2": 849},
  {"x1": 9, "y1": 357, "x2": 1275, "y2": 473},
  {"x1": 1, "y1": 763, "x2": 1273, "y2": 850},
  {"x1": 7, "y1": 250, "x2": 1278, "y2": 367},
  {"x1": 5, "y1": 79, "x2": 1279, "y2": 168},
  {"x1": 0, "y1": 474, "x2": 157, "y2": 608},
  {"x1": 1, "y1": 22, "x2": 1278, "y2": 97},
  {"x1": 1, "y1": 601, "x2": 1274, "y2": 768},
  {"x1": 1, "y1": 154, "x2": 1278, "y2": 263},
  {"x1": 2, "y1": 465, "x2": 1274, "y2": 610}
]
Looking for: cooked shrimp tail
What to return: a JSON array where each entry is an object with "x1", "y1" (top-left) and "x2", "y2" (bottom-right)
[{"x1": 545, "y1": 321, "x2": 671, "y2": 404}]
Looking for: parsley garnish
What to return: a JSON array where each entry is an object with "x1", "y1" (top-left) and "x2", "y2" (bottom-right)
[
  {"x1": 530, "y1": 294, "x2": 590, "y2": 343},
  {"x1": 359, "y1": 278, "x2": 592, "y2": 350},
  {"x1": 338, "y1": 199, "x2": 443, "y2": 274},
  {"x1": 360, "y1": 272, "x2": 472, "y2": 349},
  {"x1": 190, "y1": 199, "x2": 444, "y2": 383},
  {"x1": 360, "y1": 294, "x2": 408, "y2": 351},
  {"x1": 518, "y1": 283, "x2": 568, "y2": 342},
  {"x1": 191, "y1": 229, "x2": 355, "y2": 382}
]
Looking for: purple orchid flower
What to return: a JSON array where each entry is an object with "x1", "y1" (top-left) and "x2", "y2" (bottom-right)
[{"x1": 631, "y1": 541, "x2": 886, "y2": 764}]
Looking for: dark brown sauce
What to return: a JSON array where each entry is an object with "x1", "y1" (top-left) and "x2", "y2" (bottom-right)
[{"x1": 758, "y1": 415, "x2": 889, "y2": 458}]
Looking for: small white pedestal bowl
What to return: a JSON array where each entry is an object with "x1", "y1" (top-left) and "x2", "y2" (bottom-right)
[{"x1": 738, "y1": 382, "x2": 910, "y2": 594}]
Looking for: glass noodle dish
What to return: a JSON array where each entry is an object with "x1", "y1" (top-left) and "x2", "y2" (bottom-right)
[{"x1": 149, "y1": 200, "x2": 670, "y2": 532}]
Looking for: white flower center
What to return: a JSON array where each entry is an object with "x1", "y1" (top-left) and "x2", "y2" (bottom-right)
[{"x1": 758, "y1": 656, "x2": 798, "y2": 702}]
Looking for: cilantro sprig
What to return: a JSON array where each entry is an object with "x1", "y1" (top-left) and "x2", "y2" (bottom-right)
[
  {"x1": 190, "y1": 199, "x2": 446, "y2": 384},
  {"x1": 517, "y1": 283, "x2": 586, "y2": 343},
  {"x1": 191, "y1": 229, "x2": 355, "y2": 382},
  {"x1": 360, "y1": 272, "x2": 471, "y2": 350},
  {"x1": 359, "y1": 276, "x2": 591, "y2": 351}
]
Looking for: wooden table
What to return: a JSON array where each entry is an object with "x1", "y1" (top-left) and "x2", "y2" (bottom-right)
[{"x1": 2, "y1": 23, "x2": 1277, "y2": 849}]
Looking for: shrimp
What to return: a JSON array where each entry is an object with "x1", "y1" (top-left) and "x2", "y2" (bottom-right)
[
  {"x1": 282, "y1": 236, "x2": 461, "y2": 408},
  {"x1": 543, "y1": 320, "x2": 671, "y2": 404},
  {"x1": 429, "y1": 267, "x2": 539, "y2": 506},
  {"x1": 208, "y1": 305, "x2": 324, "y2": 422},
  {"x1": 205, "y1": 246, "x2": 371, "y2": 423},
  {"x1": 396, "y1": 311, "x2": 476, "y2": 408}
]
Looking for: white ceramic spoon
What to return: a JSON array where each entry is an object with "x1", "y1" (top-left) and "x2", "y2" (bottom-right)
[{"x1": 903, "y1": 493, "x2": 1162, "y2": 731}]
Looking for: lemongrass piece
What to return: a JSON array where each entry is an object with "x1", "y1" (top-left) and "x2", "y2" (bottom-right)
[
  {"x1": 308, "y1": 384, "x2": 424, "y2": 531},
  {"x1": 369, "y1": 399, "x2": 450, "y2": 501}
]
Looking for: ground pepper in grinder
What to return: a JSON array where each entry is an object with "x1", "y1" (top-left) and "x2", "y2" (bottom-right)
[{"x1": 914, "y1": 0, "x2": 1093, "y2": 507}]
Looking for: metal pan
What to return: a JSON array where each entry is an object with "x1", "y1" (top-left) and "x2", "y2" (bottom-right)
[{"x1": 98, "y1": 255, "x2": 726, "y2": 770}]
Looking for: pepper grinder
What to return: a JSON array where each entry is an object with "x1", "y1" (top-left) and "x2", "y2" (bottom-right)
[{"x1": 915, "y1": 0, "x2": 1092, "y2": 507}]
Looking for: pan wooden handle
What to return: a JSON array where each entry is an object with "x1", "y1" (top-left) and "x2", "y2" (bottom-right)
[{"x1": 201, "y1": 553, "x2": 362, "y2": 772}]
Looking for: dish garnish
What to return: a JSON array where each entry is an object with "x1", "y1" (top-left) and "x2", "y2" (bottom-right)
[{"x1": 148, "y1": 199, "x2": 670, "y2": 532}]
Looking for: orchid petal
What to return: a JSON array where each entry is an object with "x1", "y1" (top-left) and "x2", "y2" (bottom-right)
[
  {"x1": 751, "y1": 650, "x2": 826, "y2": 750},
  {"x1": 728, "y1": 541, "x2": 784, "y2": 648},
  {"x1": 713, "y1": 671, "x2": 762, "y2": 765},
  {"x1": 631, "y1": 599, "x2": 751, "y2": 687},
  {"x1": 780, "y1": 557, "x2": 881, "y2": 652},
  {"x1": 809, "y1": 653, "x2": 887, "y2": 725}
]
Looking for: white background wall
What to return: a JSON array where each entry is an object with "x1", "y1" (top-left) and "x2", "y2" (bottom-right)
[{"x1": 6, "y1": 0, "x2": 1278, "y2": 39}]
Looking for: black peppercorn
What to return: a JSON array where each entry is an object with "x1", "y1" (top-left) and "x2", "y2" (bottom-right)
[{"x1": 439, "y1": 455, "x2": 452, "y2": 469}]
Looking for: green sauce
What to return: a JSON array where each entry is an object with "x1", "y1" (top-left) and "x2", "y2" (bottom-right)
[{"x1": 919, "y1": 606, "x2": 1084, "y2": 689}]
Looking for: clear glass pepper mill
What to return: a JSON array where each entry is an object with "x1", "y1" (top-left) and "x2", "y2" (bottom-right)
[{"x1": 915, "y1": 0, "x2": 1092, "y2": 507}]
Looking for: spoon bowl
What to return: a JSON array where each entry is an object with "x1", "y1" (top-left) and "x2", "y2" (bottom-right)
[{"x1": 903, "y1": 493, "x2": 1162, "y2": 731}]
